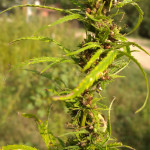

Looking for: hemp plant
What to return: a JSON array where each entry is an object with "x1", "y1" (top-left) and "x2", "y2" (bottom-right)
[{"x1": 0, "y1": 0, "x2": 149, "y2": 150}]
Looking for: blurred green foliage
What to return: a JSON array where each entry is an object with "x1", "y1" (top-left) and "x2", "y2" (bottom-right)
[
  {"x1": 0, "y1": 0, "x2": 21, "y2": 10},
  {"x1": 138, "y1": 0, "x2": 150, "y2": 38},
  {"x1": 0, "y1": 0, "x2": 74, "y2": 10},
  {"x1": 1, "y1": 0, "x2": 150, "y2": 38},
  {"x1": 105, "y1": 63, "x2": 150, "y2": 150},
  {"x1": 119, "y1": 0, "x2": 150, "y2": 38},
  {"x1": 0, "y1": 9, "x2": 150, "y2": 150},
  {"x1": 0, "y1": 10, "x2": 82, "y2": 148},
  {"x1": 41, "y1": 0, "x2": 74, "y2": 8}
]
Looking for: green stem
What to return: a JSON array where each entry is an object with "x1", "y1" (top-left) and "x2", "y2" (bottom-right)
[{"x1": 81, "y1": 110, "x2": 87, "y2": 127}]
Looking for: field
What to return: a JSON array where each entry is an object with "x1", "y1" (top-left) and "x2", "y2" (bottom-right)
[{"x1": 0, "y1": 11, "x2": 150, "y2": 150}]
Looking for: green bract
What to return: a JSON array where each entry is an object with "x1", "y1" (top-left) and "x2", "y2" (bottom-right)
[{"x1": 0, "y1": 0, "x2": 149, "y2": 150}]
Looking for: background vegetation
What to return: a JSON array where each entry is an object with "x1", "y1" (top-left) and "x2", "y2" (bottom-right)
[
  {"x1": 0, "y1": 0, "x2": 150, "y2": 150},
  {"x1": 1, "y1": 0, "x2": 150, "y2": 38}
]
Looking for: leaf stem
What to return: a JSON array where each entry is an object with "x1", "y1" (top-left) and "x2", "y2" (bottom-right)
[{"x1": 81, "y1": 110, "x2": 87, "y2": 127}]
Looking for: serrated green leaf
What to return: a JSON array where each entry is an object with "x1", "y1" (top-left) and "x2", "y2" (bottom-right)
[
  {"x1": 10, "y1": 36, "x2": 78, "y2": 62},
  {"x1": 34, "y1": 14, "x2": 84, "y2": 34},
  {"x1": 53, "y1": 51, "x2": 118, "y2": 100},
  {"x1": 101, "y1": 98, "x2": 116, "y2": 145},
  {"x1": 40, "y1": 59, "x2": 72, "y2": 74},
  {"x1": 97, "y1": 103, "x2": 109, "y2": 110},
  {"x1": 64, "y1": 145, "x2": 80, "y2": 150},
  {"x1": 2, "y1": 145, "x2": 38, "y2": 150},
  {"x1": 83, "y1": 48, "x2": 104, "y2": 71},
  {"x1": 127, "y1": 2, "x2": 143, "y2": 35},
  {"x1": 131, "y1": 41, "x2": 150, "y2": 55},
  {"x1": 10, "y1": 56, "x2": 69, "y2": 71},
  {"x1": 22, "y1": 113, "x2": 41, "y2": 123},
  {"x1": 122, "y1": 145, "x2": 135, "y2": 150},
  {"x1": 92, "y1": 97, "x2": 105, "y2": 106},
  {"x1": 0, "y1": 4, "x2": 70, "y2": 16},
  {"x1": 86, "y1": 12, "x2": 109, "y2": 21},
  {"x1": 125, "y1": 45, "x2": 131, "y2": 54},
  {"x1": 66, "y1": 43, "x2": 100, "y2": 56},
  {"x1": 107, "y1": 98, "x2": 115, "y2": 138},
  {"x1": 116, "y1": 1, "x2": 143, "y2": 35},
  {"x1": 117, "y1": 0, "x2": 133, "y2": 7},
  {"x1": 24, "y1": 69, "x2": 53, "y2": 80},
  {"x1": 103, "y1": 142, "x2": 123, "y2": 149},
  {"x1": 119, "y1": 51, "x2": 149, "y2": 113},
  {"x1": 103, "y1": 143, "x2": 135, "y2": 150},
  {"x1": 10, "y1": 36, "x2": 71, "y2": 54},
  {"x1": 70, "y1": 0, "x2": 83, "y2": 8},
  {"x1": 59, "y1": 130, "x2": 88, "y2": 137},
  {"x1": 110, "y1": 74, "x2": 125, "y2": 79},
  {"x1": 26, "y1": 57, "x2": 66, "y2": 65},
  {"x1": 113, "y1": 61, "x2": 130, "y2": 75},
  {"x1": 21, "y1": 114, "x2": 56, "y2": 148},
  {"x1": 56, "y1": 137, "x2": 65, "y2": 148},
  {"x1": 102, "y1": 28, "x2": 110, "y2": 43},
  {"x1": 115, "y1": 41, "x2": 150, "y2": 56},
  {"x1": 38, "y1": 121, "x2": 56, "y2": 148}
]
